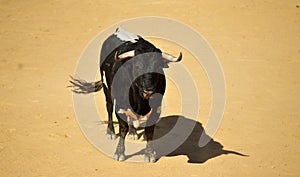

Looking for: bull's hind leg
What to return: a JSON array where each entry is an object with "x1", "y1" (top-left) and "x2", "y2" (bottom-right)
[
  {"x1": 113, "y1": 112, "x2": 128, "y2": 161},
  {"x1": 103, "y1": 84, "x2": 116, "y2": 140}
]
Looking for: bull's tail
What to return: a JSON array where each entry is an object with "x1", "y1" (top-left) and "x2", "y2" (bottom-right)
[{"x1": 68, "y1": 75, "x2": 103, "y2": 94}]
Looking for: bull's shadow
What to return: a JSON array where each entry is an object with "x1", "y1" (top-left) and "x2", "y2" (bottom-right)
[{"x1": 147, "y1": 115, "x2": 247, "y2": 163}]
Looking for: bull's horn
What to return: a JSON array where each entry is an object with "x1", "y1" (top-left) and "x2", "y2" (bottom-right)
[
  {"x1": 114, "y1": 50, "x2": 135, "y2": 61},
  {"x1": 162, "y1": 52, "x2": 182, "y2": 62}
]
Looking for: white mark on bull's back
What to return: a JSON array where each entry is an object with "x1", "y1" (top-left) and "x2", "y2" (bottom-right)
[{"x1": 114, "y1": 27, "x2": 139, "y2": 43}]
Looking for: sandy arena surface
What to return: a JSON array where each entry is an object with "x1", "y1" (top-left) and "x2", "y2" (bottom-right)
[{"x1": 0, "y1": 0, "x2": 299, "y2": 176}]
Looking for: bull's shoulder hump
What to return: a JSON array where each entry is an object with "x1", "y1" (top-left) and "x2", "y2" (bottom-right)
[{"x1": 114, "y1": 27, "x2": 139, "y2": 43}]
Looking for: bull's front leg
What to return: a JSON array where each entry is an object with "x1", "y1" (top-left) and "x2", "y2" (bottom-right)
[
  {"x1": 144, "y1": 108, "x2": 160, "y2": 163},
  {"x1": 128, "y1": 119, "x2": 138, "y2": 140},
  {"x1": 118, "y1": 108, "x2": 139, "y2": 140},
  {"x1": 113, "y1": 111, "x2": 128, "y2": 161},
  {"x1": 143, "y1": 94, "x2": 163, "y2": 162},
  {"x1": 144, "y1": 124, "x2": 157, "y2": 162},
  {"x1": 113, "y1": 137, "x2": 125, "y2": 161}
]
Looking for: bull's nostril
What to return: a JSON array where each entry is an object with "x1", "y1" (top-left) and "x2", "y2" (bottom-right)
[{"x1": 143, "y1": 90, "x2": 153, "y2": 95}]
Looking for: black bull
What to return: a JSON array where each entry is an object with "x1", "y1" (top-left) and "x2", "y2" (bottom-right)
[{"x1": 70, "y1": 28, "x2": 182, "y2": 162}]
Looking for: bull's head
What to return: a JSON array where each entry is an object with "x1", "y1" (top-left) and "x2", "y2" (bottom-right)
[{"x1": 115, "y1": 48, "x2": 182, "y2": 99}]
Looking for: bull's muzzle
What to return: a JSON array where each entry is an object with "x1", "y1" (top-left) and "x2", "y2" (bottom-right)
[{"x1": 143, "y1": 90, "x2": 153, "y2": 99}]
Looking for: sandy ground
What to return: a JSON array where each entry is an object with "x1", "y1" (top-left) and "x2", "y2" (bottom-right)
[{"x1": 0, "y1": 0, "x2": 299, "y2": 176}]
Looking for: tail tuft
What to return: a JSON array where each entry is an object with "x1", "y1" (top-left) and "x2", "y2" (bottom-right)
[{"x1": 68, "y1": 75, "x2": 103, "y2": 94}]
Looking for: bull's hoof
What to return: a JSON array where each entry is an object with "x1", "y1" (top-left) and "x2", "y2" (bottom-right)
[
  {"x1": 106, "y1": 129, "x2": 117, "y2": 140},
  {"x1": 144, "y1": 153, "x2": 156, "y2": 163},
  {"x1": 106, "y1": 134, "x2": 117, "y2": 140},
  {"x1": 144, "y1": 148, "x2": 156, "y2": 163},
  {"x1": 113, "y1": 153, "x2": 125, "y2": 161},
  {"x1": 128, "y1": 132, "x2": 139, "y2": 140},
  {"x1": 114, "y1": 138, "x2": 125, "y2": 161}
]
